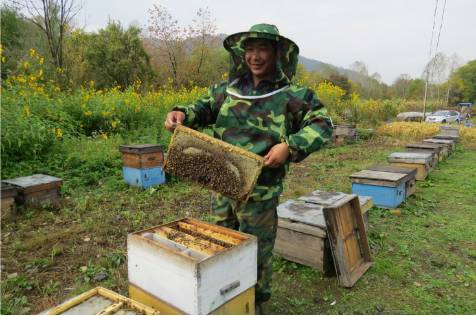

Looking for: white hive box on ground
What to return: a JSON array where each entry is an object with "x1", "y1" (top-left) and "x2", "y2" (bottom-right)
[{"x1": 127, "y1": 218, "x2": 257, "y2": 315}]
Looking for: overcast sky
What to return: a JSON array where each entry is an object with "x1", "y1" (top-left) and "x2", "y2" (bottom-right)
[{"x1": 78, "y1": 0, "x2": 476, "y2": 84}]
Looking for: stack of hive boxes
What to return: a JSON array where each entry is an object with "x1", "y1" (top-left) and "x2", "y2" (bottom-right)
[{"x1": 119, "y1": 144, "x2": 166, "y2": 188}]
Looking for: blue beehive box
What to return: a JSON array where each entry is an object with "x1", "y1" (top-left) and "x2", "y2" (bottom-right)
[
  {"x1": 350, "y1": 170, "x2": 407, "y2": 209},
  {"x1": 123, "y1": 166, "x2": 166, "y2": 188}
]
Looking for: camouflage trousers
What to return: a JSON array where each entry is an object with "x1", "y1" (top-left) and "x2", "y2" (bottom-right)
[{"x1": 210, "y1": 193, "x2": 279, "y2": 304}]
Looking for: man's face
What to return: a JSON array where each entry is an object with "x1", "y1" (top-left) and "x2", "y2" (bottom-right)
[{"x1": 244, "y1": 39, "x2": 277, "y2": 78}]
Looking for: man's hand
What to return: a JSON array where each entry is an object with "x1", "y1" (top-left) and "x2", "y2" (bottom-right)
[
  {"x1": 165, "y1": 111, "x2": 186, "y2": 132},
  {"x1": 264, "y1": 143, "x2": 290, "y2": 168}
]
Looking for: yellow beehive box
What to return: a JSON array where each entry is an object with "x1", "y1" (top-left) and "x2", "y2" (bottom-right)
[
  {"x1": 127, "y1": 218, "x2": 257, "y2": 315},
  {"x1": 387, "y1": 152, "x2": 433, "y2": 180},
  {"x1": 164, "y1": 125, "x2": 264, "y2": 202},
  {"x1": 44, "y1": 287, "x2": 158, "y2": 315}
]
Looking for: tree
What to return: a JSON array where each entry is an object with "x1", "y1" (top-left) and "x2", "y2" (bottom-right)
[
  {"x1": 85, "y1": 21, "x2": 152, "y2": 89},
  {"x1": 454, "y1": 60, "x2": 476, "y2": 103},
  {"x1": 23, "y1": 0, "x2": 82, "y2": 69},
  {"x1": 328, "y1": 73, "x2": 352, "y2": 98},
  {"x1": 188, "y1": 7, "x2": 217, "y2": 76},
  {"x1": 349, "y1": 61, "x2": 368, "y2": 77},
  {"x1": 392, "y1": 74, "x2": 412, "y2": 98},
  {"x1": 147, "y1": 4, "x2": 187, "y2": 88}
]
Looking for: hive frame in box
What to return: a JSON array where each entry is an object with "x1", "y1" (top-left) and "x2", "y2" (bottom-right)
[
  {"x1": 127, "y1": 218, "x2": 258, "y2": 315},
  {"x1": 45, "y1": 286, "x2": 158, "y2": 315},
  {"x1": 164, "y1": 125, "x2": 264, "y2": 202}
]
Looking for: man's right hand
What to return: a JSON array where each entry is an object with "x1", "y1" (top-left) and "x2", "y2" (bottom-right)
[{"x1": 165, "y1": 111, "x2": 186, "y2": 132}]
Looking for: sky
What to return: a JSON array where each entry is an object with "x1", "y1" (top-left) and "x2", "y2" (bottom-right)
[{"x1": 78, "y1": 0, "x2": 476, "y2": 84}]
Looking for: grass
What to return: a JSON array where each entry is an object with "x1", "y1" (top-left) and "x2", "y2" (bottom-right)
[{"x1": 1, "y1": 136, "x2": 475, "y2": 314}]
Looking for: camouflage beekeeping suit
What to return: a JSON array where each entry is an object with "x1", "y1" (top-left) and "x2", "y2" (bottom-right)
[{"x1": 173, "y1": 23, "x2": 332, "y2": 304}]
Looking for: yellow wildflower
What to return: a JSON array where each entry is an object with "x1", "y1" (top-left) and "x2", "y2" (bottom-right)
[
  {"x1": 1, "y1": 56, "x2": 6, "y2": 63},
  {"x1": 111, "y1": 120, "x2": 119, "y2": 129},
  {"x1": 39, "y1": 57, "x2": 44, "y2": 65},
  {"x1": 23, "y1": 61, "x2": 29, "y2": 69},
  {"x1": 29, "y1": 48, "x2": 36, "y2": 57},
  {"x1": 55, "y1": 128, "x2": 63, "y2": 138},
  {"x1": 22, "y1": 106, "x2": 31, "y2": 117},
  {"x1": 100, "y1": 133, "x2": 108, "y2": 140},
  {"x1": 84, "y1": 110, "x2": 92, "y2": 117}
]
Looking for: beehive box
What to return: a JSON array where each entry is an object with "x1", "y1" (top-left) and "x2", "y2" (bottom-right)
[
  {"x1": 387, "y1": 152, "x2": 433, "y2": 180},
  {"x1": 405, "y1": 147, "x2": 439, "y2": 169},
  {"x1": 365, "y1": 165, "x2": 417, "y2": 197},
  {"x1": 350, "y1": 170, "x2": 408, "y2": 208},
  {"x1": 423, "y1": 138, "x2": 456, "y2": 153},
  {"x1": 439, "y1": 126, "x2": 459, "y2": 137},
  {"x1": 406, "y1": 142, "x2": 447, "y2": 161},
  {"x1": 127, "y1": 218, "x2": 257, "y2": 315},
  {"x1": 1, "y1": 182, "x2": 19, "y2": 220},
  {"x1": 274, "y1": 192, "x2": 372, "y2": 274},
  {"x1": 432, "y1": 134, "x2": 460, "y2": 143},
  {"x1": 3, "y1": 174, "x2": 61, "y2": 207},
  {"x1": 43, "y1": 287, "x2": 158, "y2": 315},
  {"x1": 119, "y1": 144, "x2": 164, "y2": 169},
  {"x1": 332, "y1": 124, "x2": 356, "y2": 145},
  {"x1": 164, "y1": 125, "x2": 264, "y2": 201},
  {"x1": 122, "y1": 166, "x2": 166, "y2": 189}
]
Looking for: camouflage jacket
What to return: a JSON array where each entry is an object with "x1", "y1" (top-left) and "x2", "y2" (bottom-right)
[{"x1": 174, "y1": 28, "x2": 332, "y2": 201}]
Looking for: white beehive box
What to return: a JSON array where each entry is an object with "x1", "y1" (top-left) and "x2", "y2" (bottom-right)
[{"x1": 127, "y1": 218, "x2": 257, "y2": 315}]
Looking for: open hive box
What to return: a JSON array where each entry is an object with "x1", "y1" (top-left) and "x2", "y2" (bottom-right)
[
  {"x1": 44, "y1": 287, "x2": 158, "y2": 315},
  {"x1": 128, "y1": 218, "x2": 257, "y2": 315},
  {"x1": 3, "y1": 174, "x2": 62, "y2": 207},
  {"x1": 164, "y1": 125, "x2": 264, "y2": 202}
]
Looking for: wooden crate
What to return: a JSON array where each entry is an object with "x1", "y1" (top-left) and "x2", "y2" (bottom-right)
[
  {"x1": 423, "y1": 138, "x2": 455, "y2": 152},
  {"x1": 129, "y1": 284, "x2": 255, "y2": 315},
  {"x1": 1, "y1": 182, "x2": 18, "y2": 220},
  {"x1": 350, "y1": 170, "x2": 407, "y2": 208},
  {"x1": 119, "y1": 144, "x2": 164, "y2": 169},
  {"x1": 44, "y1": 287, "x2": 158, "y2": 315},
  {"x1": 164, "y1": 125, "x2": 264, "y2": 202},
  {"x1": 3, "y1": 174, "x2": 61, "y2": 207},
  {"x1": 127, "y1": 218, "x2": 257, "y2": 315},
  {"x1": 274, "y1": 193, "x2": 372, "y2": 274},
  {"x1": 365, "y1": 165, "x2": 417, "y2": 197},
  {"x1": 387, "y1": 152, "x2": 433, "y2": 180}
]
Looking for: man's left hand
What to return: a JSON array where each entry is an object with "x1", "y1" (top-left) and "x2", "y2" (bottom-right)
[{"x1": 264, "y1": 143, "x2": 289, "y2": 168}]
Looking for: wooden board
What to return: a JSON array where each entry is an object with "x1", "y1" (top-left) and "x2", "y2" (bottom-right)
[
  {"x1": 122, "y1": 152, "x2": 164, "y2": 168},
  {"x1": 365, "y1": 164, "x2": 417, "y2": 178},
  {"x1": 119, "y1": 144, "x2": 163, "y2": 154},
  {"x1": 433, "y1": 134, "x2": 460, "y2": 142},
  {"x1": 439, "y1": 126, "x2": 459, "y2": 137},
  {"x1": 387, "y1": 152, "x2": 433, "y2": 165},
  {"x1": 404, "y1": 149, "x2": 438, "y2": 169},
  {"x1": 323, "y1": 196, "x2": 372, "y2": 288},
  {"x1": 3, "y1": 174, "x2": 62, "y2": 194},
  {"x1": 349, "y1": 170, "x2": 407, "y2": 188},
  {"x1": 1, "y1": 182, "x2": 19, "y2": 198}
]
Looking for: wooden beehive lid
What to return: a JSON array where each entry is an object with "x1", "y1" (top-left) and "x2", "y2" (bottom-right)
[
  {"x1": 366, "y1": 164, "x2": 417, "y2": 178},
  {"x1": 439, "y1": 126, "x2": 459, "y2": 136},
  {"x1": 423, "y1": 138, "x2": 455, "y2": 144},
  {"x1": 388, "y1": 152, "x2": 433, "y2": 164},
  {"x1": 45, "y1": 287, "x2": 158, "y2": 315},
  {"x1": 130, "y1": 218, "x2": 256, "y2": 262},
  {"x1": 1, "y1": 182, "x2": 19, "y2": 198},
  {"x1": 119, "y1": 144, "x2": 163, "y2": 154},
  {"x1": 278, "y1": 199, "x2": 326, "y2": 229},
  {"x1": 405, "y1": 143, "x2": 442, "y2": 152},
  {"x1": 3, "y1": 174, "x2": 62, "y2": 194},
  {"x1": 433, "y1": 134, "x2": 460, "y2": 142},
  {"x1": 349, "y1": 170, "x2": 409, "y2": 187},
  {"x1": 297, "y1": 190, "x2": 373, "y2": 215},
  {"x1": 164, "y1": 125, "x2": 264, "y2": 202}
]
